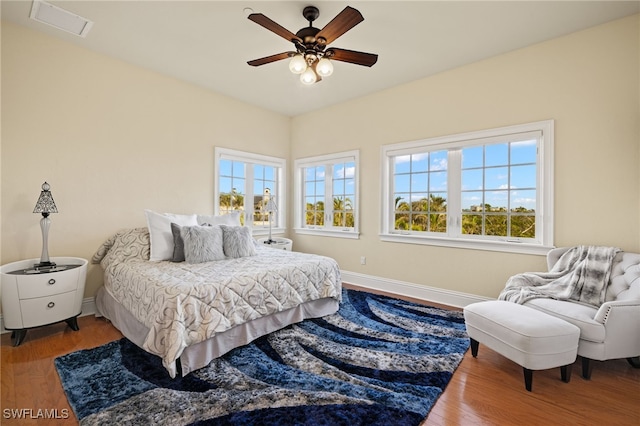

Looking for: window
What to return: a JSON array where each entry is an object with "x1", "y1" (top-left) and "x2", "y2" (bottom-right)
[
  {"x1": 294, "y1": 150, "x2": 359, "y2": 238},
  {"x1": 214, "y1": 147, "x2": 285, "y2": 234},
  {"x1": 381, "y1": 121, "x2": 553, "y2": 254},
  {"x1": 393, "y1": 151, "x2": 448, "y2": 233}
]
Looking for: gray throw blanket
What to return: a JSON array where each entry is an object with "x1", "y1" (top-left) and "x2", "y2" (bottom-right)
[{"x1": 499, "y1": 246, "x2": 620, "y2": 308}]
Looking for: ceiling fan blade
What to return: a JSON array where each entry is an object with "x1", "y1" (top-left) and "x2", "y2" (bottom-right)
[
  {"x1": 316, "y1": 6, "x2": 364, "y2": 45},
  {"x1": 326, "y1": 48, "x2": 378, "y2": 67},
  {"x1": 248, "y1": 13, "x2": 302, "y2": 43},
  {"x1": 247, "y1": 52, "x2": 294, "y2": 67}
]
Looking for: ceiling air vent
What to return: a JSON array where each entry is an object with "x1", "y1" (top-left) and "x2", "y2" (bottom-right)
[{"x1": 30, "y1": 0, "x2": 93, "y2": 37}]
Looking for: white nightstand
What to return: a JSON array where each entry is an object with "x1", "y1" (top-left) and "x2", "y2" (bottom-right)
[
  {"x1": 1, "y1": 257, "x2": 88, "y2": 346},
  {"x1": 257, "y1": 237, "x2": 293, "y2": 251}
]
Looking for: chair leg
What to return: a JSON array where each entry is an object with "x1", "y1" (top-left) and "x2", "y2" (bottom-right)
[
  {"x1": 627, "y1": 357, "x2": 640, "y2": 368},
  {"x1": 523, "y1": 368, "x2": 533, "y2": 392},
  {"x1": 560, "y1": 364, "x2": 572, "y2": 383},
  {"x1": 581, "y1": 357, "x2": 592, "y2": 380},
  {"x1": 470, "y1": 338, "x2": 479, "y2": 357}
]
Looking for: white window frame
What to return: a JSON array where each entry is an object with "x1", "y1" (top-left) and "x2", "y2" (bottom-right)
[
  {"x1": 214, "y1": 147, "x2": 286, "y2": 236},
  {"x1": 380, "y1": 120, "x2": 554, "y2": 255},
  {"x1": 294, "y1": 150, "x2": 360, "y2": 239}
]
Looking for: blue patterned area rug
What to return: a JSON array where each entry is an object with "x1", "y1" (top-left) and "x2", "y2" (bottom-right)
[{"x1": 55, "y1": 289, "x2": 469, "y2": 425}]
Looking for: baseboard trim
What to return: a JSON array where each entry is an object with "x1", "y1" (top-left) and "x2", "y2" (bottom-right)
[
  {"x1": 1, "y1": 297, "x2": 97, "y2": 334},
  {"x1": 340, "y1": 270, "x2": 491, "y2": 308}
]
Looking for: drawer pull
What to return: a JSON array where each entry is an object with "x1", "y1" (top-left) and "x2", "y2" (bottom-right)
[
  {"x1": 47, "y1": 302, "x2": 55, "y2": 308},
  {"x1": 48, "y1": 279, "x2": 56, "y2": 285}
]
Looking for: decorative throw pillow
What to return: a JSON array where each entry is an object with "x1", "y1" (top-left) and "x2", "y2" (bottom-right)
[
  {"x1": 220, "y1": 225, "x2": 256, "y2": 258},
  {"x1": 170, "y1": 223, "x2": 185, "y2": 262},
  {"x1": 197, "y1": 211, "x2": 241, "y2": 227},
  {"x1": 145, "y1": 210, "x2": 198, "y2": 262},
  {"x1": 180, "y1": 225, "x2": 225, "y2": 264}
]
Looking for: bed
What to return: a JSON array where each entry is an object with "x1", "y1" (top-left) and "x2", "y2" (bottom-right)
[{"x1": 92, "y1": 226, "x2": 342, "y2": 377}]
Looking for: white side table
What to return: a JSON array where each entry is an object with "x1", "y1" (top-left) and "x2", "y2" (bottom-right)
[
  {"x1": 1, "y1": 257, "x2": 88, "y2": 346},
  {"x1": 257, "y1": 237, "x2": 293, "y2": 251}
]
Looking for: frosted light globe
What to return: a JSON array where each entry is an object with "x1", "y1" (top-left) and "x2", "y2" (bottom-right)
[
  {"x1": 288, "y1": 55, "x2": 306, "y2": 74},
  {"x1": 316, "y1": 58, "x2": 333, "y2": 77},
  {"x1": 300, "y1": 67, "x2": 317, "y2": 85}
]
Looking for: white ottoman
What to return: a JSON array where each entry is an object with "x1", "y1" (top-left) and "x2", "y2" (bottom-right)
[{"x1": 463, "y1": 300, "x2": 580, "y2": 392}]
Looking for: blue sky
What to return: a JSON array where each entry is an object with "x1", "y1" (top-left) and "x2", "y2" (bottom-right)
[
  {"x1": 394, "y1": 140, "x2": 537, "y2": 211},
  {"x1": 219, "y1": 160, "x2": 277, "y2": 198},
  {"x1": 304, "y1": 162, "x2": 356, "y2": 204}
]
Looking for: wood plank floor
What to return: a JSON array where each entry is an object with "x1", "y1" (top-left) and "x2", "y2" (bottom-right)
[{"x1": 1, "y1": 286, "x2": 638, "y2": 425}]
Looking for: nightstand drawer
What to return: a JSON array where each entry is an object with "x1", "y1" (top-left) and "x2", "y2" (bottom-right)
[
  {"x1": 20, "y1": 291, "x2": 78, "y2": 328},
  {"x1": 16, "y1": 268, "x2": 80, "y2": 299}
]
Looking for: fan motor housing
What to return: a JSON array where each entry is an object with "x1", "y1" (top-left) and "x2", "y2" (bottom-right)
[
  {"x1": 298, "y1": 6, "x2": 321, "y2": 45},
  {"x1": 296, "y1": 26, "x2": 320, "y2": 43}
]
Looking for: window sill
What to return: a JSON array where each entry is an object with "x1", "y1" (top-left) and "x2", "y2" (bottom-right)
[
  {"x1": 294, "y1": 228, "x2": 360, "y2": 239},
  {"x1": 379, "y1": 233, "x2": 553, "y2": 255}
]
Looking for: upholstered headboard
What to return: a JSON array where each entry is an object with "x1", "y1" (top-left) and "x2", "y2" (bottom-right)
[{"x1": 547, "y1": 247, "x2": 640, "y2": 302}]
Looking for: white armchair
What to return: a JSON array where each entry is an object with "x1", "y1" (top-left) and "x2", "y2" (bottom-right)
[{"x1": 522, "y1": 247, "x2": 640, "y2": 379}]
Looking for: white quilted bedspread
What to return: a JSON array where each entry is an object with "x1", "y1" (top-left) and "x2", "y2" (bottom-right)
[{"x1": 92, "y1": 228, "x2": 342, "y2": 377}]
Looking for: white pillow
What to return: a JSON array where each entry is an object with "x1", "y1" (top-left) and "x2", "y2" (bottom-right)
[
  {"x1": 145, "y1": 210, "x2": 198, "y2": 261},
  {"x1": 197, "y1": 211, "x2": 241, "y2": 227}
]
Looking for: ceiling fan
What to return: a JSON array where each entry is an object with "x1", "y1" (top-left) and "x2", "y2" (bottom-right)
[{"x1": 247, "y1": 5, "x2": 378, "y2": 85}]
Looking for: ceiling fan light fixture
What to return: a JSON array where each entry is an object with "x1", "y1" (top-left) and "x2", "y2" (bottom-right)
[
  {"x1": 289, "y1": 54, "x2": 306, "y2": 74},
  {"x1": 247, "y1": 6, "x2": 377, "y2": 85},
  {"x1": 300, "y1": 67, "x2": 317, "y2": 85},
  {"x1": 316, "y1": 57, "x2": 333, "y2": 77}
]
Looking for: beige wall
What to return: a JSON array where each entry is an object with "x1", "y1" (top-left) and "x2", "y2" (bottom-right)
[
  {"x1": 291, "y1": 14, "x2": 640, "y2": 298},
  {"x1": 1, "y1": 15, "x2": 639, "y2": 308},
  {"x1": 1, "y1": 22, "x2": 291, "y2": 300}
]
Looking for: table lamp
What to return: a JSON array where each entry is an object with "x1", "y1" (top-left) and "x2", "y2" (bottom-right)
[
  {"x1": 33, "y1": 182, "x2": 58, "y2": 268},
  {"x1": 264, "y1": 190, "x2": 277, "y2": 244}
]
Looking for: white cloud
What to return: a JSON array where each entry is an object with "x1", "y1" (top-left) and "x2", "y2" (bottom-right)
[
  {"x1": 431, "y1": 157, "x2": 448, "y2": 171},
  {"x1": 512, "y1": 139, "x2": 537, "y2": 147},
  {"x1": 464, "y1": 195, "x2": 482, "y2": 202},
  {"x1": 514, "y1": 197, "x2": 536, "y2": 205},
  {"x1": 395, "y1": 154, "x2": 412, "y2": 164},
  {"x1": 343, "y1": 166, "x2": 356, "y2": 179}
]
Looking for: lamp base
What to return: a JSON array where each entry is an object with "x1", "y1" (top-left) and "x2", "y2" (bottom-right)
[
  {"x1": 262, "y1": 239, "x2": 277, "y2": 245},
  {"x1": 33, "y1": 260, "x2": 57, "y2": 270}
]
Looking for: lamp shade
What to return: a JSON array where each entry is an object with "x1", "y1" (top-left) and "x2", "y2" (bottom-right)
[
  {"x1": 265, "y1": 198, "x2": 278, "y2": 213},
  {"x1": 33, "y1": 182, "x2": 58, "y2": 215}
]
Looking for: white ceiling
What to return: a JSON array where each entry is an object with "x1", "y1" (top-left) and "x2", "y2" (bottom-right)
[{"x1": 3, "y1": 1, "x2": 639, "y2": 117}]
